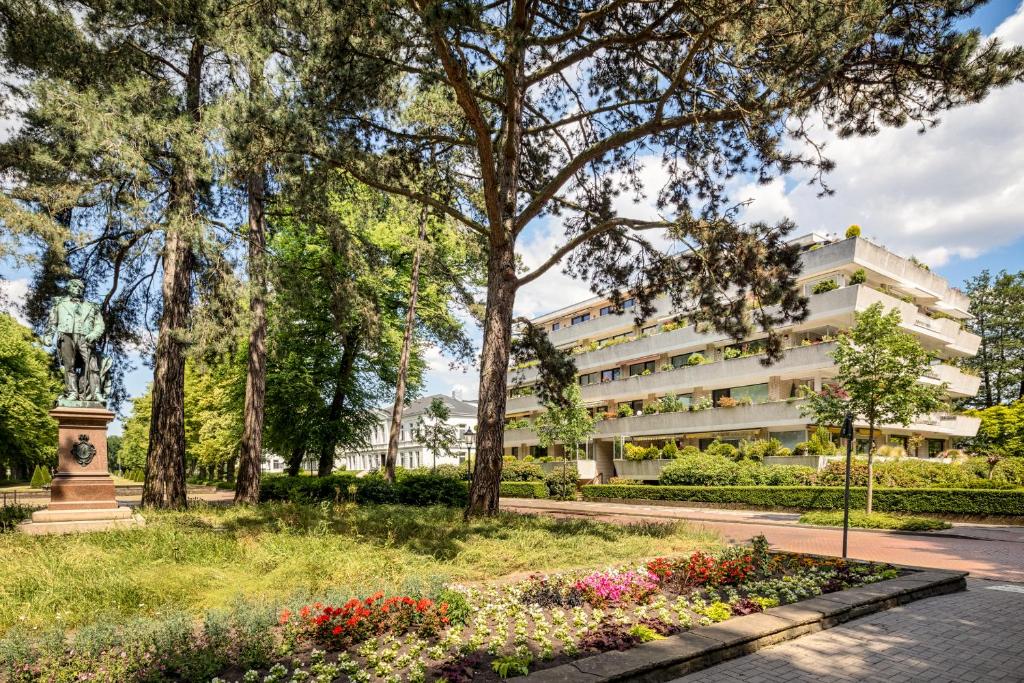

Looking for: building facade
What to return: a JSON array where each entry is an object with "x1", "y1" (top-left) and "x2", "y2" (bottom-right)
[
  {"x1": 339, "y1": 394, "x2": 478, "y2": 472},
  {"x1": 503, "y1": 235, "x2": 981, "y2": 480}
]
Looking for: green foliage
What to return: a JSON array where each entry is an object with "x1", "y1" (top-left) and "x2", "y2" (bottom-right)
[
  {"x1": 659, "y1": 455, "x2": 816, "y2": 487},
  {"x1": 704, "y1": 440, "x2": 739, "y2": 460},
  {"x1": 848, "y1": 268, "x2": 867, "y2": 285},
  {"x1": 812, "y1": 279, "x2": 838, "y2": 294},
  {"x1": 395, "y1": 473, "x2": 468, "y2": 507},
  {"x1": 738, "y1": 438, "x2": 790, "y2": 462},
  {"x1": 413, "y1": 399, "x2": 461, "y2": 465},
  {"x1": 661, "y1": 442, "x2": 680, "y2": 460},
  {"x1": 545, "y1": 468, "x2": 578, "y2": 500},
  {"x1": 700, "y1": 602, "x2": 732, "y2": 623},
  {"x1": 622, "y1": 443, "x2": 662, "y2": 461},
  {"x1": 501, "y1": 456, "x2": 545, "y2": 481},
  {"x1": 29, "y1": 466, "x2": 45, "y2": 489},
  {"x1": 627, "y1": 624, "x2": 666, "y2": 642},
  {"x1": 845, "y1": 225, "x2": 862, "y2": 239},
  {"x1": 499, "y1": 481, "x2": 549, "y2": 499},
  {"x1": 583, "y1": 485, "x2": 1024, "y2": 516},
  {"x1": 799, "y1": 510, "x2": 951, "y2": 531},
  {"x1": 0, "y1": 505, "x2": 35, "y2": 532},
  {"x1": 966, "y1": 401, "x2": 1024, "y2": 457},
  {"x1": 687, "y1": 353, "x2": 706, "y2": 366},
  {"x1": 617, "y1": 403, "x2": 635, "y2": 418},
  {"x1": 961, "y1": 271, "x2": 1024, "y2": 409},
  {"x1": 534, "y1": 384, "x2": 595, "y2": 459},
  {"x1": 492, "y1": 654, "x2": 532, "y2": 678},
  {"x1": 0, "y1": 314, "x2": 59, "y2": 478},
  {"x1": 794, "y1": 427, "x2": 838, "y2": 456}
]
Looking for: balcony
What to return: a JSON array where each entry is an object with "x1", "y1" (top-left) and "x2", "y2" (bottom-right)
[
  {"x1": 545, "y1": 296, "x2": 676, "y2": 348},
  {"x1": 507, "y1": 342, "x2": 836, "y2": 414},
  {"x1": 922, "y1": 364, "x2": 981, "y2": 398}
]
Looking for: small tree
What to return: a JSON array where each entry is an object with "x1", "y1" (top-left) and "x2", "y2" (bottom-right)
[
  {"x1": 534, "y1": 384, "x2": 595, "y2": 461},
  {"x1": 803, "y1": 303, "x2": 945, "y2": 512},
  {"x1": 413, "y1": 398, "x2": 461, "y2": 472}
]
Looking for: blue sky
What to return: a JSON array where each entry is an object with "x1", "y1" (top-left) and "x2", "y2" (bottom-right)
[{"x1": 2, "y1": 1, "x2": 1023, "y2": 424}]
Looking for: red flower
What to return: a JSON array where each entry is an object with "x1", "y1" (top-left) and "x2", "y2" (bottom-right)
[{"x1": 332, "y1": 626, "x2": 342, "y2": 636}]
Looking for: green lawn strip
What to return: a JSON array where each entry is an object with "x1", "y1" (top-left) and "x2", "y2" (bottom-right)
[
  {"x1": 798, "y1": 510, "x2": 951, "y2": 531},
  {"x1": 0, "y1": 502, "x2": 720, "y2": 634}
]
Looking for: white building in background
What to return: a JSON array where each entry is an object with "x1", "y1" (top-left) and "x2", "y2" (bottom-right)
[
  {"x1": 338, "y1": 394, "x2": 478, "y2": 472},
  {"x1": 503, "y1": 234, "x2": 982, "y2": 480}
]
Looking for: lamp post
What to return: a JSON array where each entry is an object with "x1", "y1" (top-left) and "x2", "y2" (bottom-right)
[
  {"x1": 840, "y1": 412, "x2": 855, "y2": 559},
  {"x1": 463, "y1": 426, "x2": 475, "y2": 484}
]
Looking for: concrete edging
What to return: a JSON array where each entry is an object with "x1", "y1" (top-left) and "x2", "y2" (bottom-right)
[{"x1": 516, "y1": 569, "x2": 967, "y2": 682}]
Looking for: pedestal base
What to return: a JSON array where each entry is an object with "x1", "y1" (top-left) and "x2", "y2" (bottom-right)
[{"x1": 18, "y1": 506, "x2": 145, "y2": 535}]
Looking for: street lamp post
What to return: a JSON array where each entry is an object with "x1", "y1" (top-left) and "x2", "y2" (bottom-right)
[
  {"x1": 463, "y1": 426, "x2": 475, "y2": 484},
  {"x1": 840, "y1": 412, "x2": 855, "y2": 559}
]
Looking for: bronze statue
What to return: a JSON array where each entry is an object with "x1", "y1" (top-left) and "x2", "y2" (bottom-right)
[{"x1": 45, "y1": 279, "x2": 111, "y2": 406}]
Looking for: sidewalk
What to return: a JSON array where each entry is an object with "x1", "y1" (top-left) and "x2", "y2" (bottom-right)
[{"x1": 670, "y1": 578, "x2": 1024, "y2": 682}]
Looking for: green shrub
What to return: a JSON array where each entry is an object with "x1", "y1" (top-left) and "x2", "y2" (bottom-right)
[
  {"x1": 738, "y1": 437, "x2": 790, "y2": 462},
  {"x1": 799, "y1": 510, "x2": 951, "y2": 531},
  {"x1": 354, "y1": 475, "x2": 401, "y2": 504},
  {"x1": 545, "y1": 468, "x2": 577, "y2": 500},
  {"x1": 687, "y1": 353, "x2": 706, "y2": 366},
  {"x1": 622, "y1": 443, "x2": 661, "y2": 461},
  {"x1": 433, "y1": 464, "x2": 468, "y2": 481},
  {"x1": 845, "y1": 224, "x2": 862, "y2": 238},
  {"x1": 812, "y1": 279, "x2": 838, "y2": 294},
  {"x1": 29, "y1": 466, "x2": 44, "y2": 489},
  {"x1": 500, "y1": 481, "x2": 549, "y2": 498},
  {"x1": 993, "y1": 457, "x2": 1024, "y2": 487},
  {"x1": 259, "y1": 473, "x2": 359, "y2": 504},
  {"x1": 501, "y1": 456, "x2": 545, "y2": 481},
  {"x1": 795, "y1": 427, "x2": 837, "y2": 456},
  {"x1": 582, "y1": 484, "x2": 1024, "y2": 515},
  {"x1": 660, "y1": 454, "x2": 740, "y2": 486},
  {"x1": 661, "y1": 442, "x2": 680, "y2": 460},
  {"x1": 40, "y1": 466, "x2": 52, "y2": 485},
  {"x1": 617, "y1": 403, "x2": 635, "y2": 418},
  {"x1": 396, "y1": 473, "x2": 467, "y2": 506},
  {"x1": 849, "y1": 268, "x2": 867, "y2": 285},
  {"x1": 0, "y1": 505, "x2": 35, "y2": 532},
  {"x1": 679, "y1": 445, "x2": 700, "y2": 458},
  {"x1": 703, "y1": 440, "x2": 738, "y2": 460}
]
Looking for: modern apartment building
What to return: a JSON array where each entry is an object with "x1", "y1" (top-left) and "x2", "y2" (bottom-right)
[
  {"x1": 503, "y1": 234, "x2": 981, "y2": 480},
  {"x1": 338, "y1": 394, "x2": 478, "y2": 472}
]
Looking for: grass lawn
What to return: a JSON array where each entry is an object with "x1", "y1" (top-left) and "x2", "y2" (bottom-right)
[
  {"x1": 798, "y1": 510, "x2": 952, "y2": 531},
  {"x1": 0, "y1": 502, "x2": 721, "y2": 634}
]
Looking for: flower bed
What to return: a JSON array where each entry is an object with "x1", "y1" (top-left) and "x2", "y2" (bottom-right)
[{"x1": 204, "y1": 538, "x2": 897, "y2": 682}]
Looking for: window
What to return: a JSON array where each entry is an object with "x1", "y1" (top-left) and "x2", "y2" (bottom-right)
[
  {"x1": 927, "y1": 439, "x2": 945, "y2": 457},
  {"x1": 623, "y1": 298, "x2": 635, "y2": 308},
  {"x1": 770, "y1": 430, "x2": 807, "y2": 450},
  {"x1": 618, "y1": 400, "x2": 644, "y2": 414},
  {"x1": 571, "y1": 312, "x2": 591, "y2": 325},
  {"x1": 510, "y1": 447, "x2": 519, "y2": 457},
  {"x1": 551, "y1": 321, "x2": 560, "y2": 332},
  {"x1": 578, "y1": 372, "x2": 599, "y2": 386},
  {"x1": 600, "y1": 368, "x2": 622, "y2": 382},
  {"x1": 600, "y1": 305, "x2": 614, "y2": 316},
  {"x1": 712, "y1": 388, "x2": 731, "y2": 404},
  {"x1": 671, "y1": 352, "x2": 696, "y2": 368},
  {"x1": 731, "y1": 383, "x2": 770, "y2": 404},
  {"x1": 889, "y1": 435, "x2": 909, "y2": 449},
  {"x1": 629, "y1": 361, "x2": 655, "y2": 377}
]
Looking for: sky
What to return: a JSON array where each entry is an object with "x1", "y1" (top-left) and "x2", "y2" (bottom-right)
[{"x1": 2, "y1": 1, "x2": 1024, "y2": 424}]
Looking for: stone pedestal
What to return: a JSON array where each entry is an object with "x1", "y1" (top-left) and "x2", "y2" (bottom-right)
[{"x1": 19, "y1": 406, "x2": 144, "y2": 535}]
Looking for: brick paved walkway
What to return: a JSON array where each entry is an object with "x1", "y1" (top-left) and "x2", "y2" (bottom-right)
[
  {"x1": 501, "y1": 500, "x2": 1024, "y2": 581},
  {"x1": 670, "y1": 579, "x2": 1024, "y2": 683}
]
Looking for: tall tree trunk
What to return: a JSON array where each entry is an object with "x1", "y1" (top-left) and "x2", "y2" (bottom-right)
[
  {"x1": 384, "y1": 206, "x2": 428, "y2": 482},
  {"x1": 466, "y1": 240, "x2": 517, "y2": 517},
  {"x1": 235, "y1": 168, "x2": 268, "y2": 503},
  {"x1": 142, "y1": 41, "x2": 204, "y2": 510},
  {"x1": 866, "y1": 420, "x2": 876, "y2": 514},
  {"x1": 286, "y1": 445, "x2": 305, "y2": 477},
  {"x1": 317, "y1": 327, "x2": 361, "y2": 476}
]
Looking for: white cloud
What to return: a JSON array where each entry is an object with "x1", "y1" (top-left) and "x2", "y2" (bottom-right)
[
  {"x1": 422, "y1": 343, "x2": 479, "y2": 400},
  {"x1": 0, "y1": 277, "x2": 30, "y2": 325}
]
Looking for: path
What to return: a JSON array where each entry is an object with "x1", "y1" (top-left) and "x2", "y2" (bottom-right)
[
  {"x1": 671, "y1": 578, "x2": 1024, "y2": 683},
  {"x1": 501, "y1": 499, "x2": 1024, "y2": 582}
]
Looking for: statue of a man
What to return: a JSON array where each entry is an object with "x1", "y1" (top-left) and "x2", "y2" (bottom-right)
[{"x1": 45, "y1": 279, "x2": 108, "y2": 404}]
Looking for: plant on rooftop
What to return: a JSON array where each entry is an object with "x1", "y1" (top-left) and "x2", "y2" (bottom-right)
[{"x1": 845, "y1": 225, "x2": 862, "y2": 238}]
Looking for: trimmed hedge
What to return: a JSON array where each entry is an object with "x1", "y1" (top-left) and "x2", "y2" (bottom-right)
[
  {"x1": 500, "y1": 481, "x2": 549, "y2": 499},
  {"x1": 260, "y1": 473, "x2": 549, "y2": 505},
  {"x1": 582, "y1": 484, "x2": 1024, "y2": 516}
]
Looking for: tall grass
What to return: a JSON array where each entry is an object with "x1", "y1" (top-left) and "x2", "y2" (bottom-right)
[{"x1": 0, "y1": 502, "x2": 720, "y2": 633}]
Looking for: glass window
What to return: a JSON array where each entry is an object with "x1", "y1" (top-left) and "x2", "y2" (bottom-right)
[
  {"x1": 600, "y1": 305, "x2": 614, "y2": 316},
  {"x1": 623, "y1": 298, "x2": 635, "y2": 308},
  {"x1": 671, "y1": 352, "x2": 696, "y2": 368},
  {"x1": 578, "y1": 372, "x2": 599, "y2": 386},
  {"x1": 618, "y1": 400, "x2": 644, "y2": 415},
  {"x1": 889, "y1": 435, "x2": 908, "y2": 449},
  {"x1": 571, "y1": 312, "x2": 591, "y2": 325},
  {"x1": 712, "y1": 388, "x2": 731, "y2": 404},
  {"x1": 551, "y1": 322, "x2": 560, "y2": 332},
  {"x1": 600, "y1": 368, "x2": 622, "y2": 382},
  {"x1": 731, "y1": 383, "x2": 770, "y2": 404},
  {"x1": 927, "y1": 439, "x2": 945, "y2": 457},
  {"x1": 629, "y1": 361, "x2": 655, "y2": 377},
  {"x1": 770, "y1": 430, "x2": 807, "y2": 450}
]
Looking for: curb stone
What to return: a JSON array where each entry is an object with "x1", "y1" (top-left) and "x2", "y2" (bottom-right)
[{"x1": 513, "y1": 569, "x2": 967, "y2": 682}]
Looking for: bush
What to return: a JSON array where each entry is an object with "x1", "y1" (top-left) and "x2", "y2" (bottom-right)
[
  {"x1": 396, "y1": 473, "x2": 467, "y2": 506},
  {"x1": 687, "y1": 353, "x2": 705, "y2": 366},
  {"x1": 29, "y1": 466, "x2": 45, "y2": 489},
  {"x1": 582, "y1": 484, "x2": 1024, "y2": 516},
  {"x1": 545, "y1": 468, "x2": 577, "y2": 500},
  {"x1": 738, "y1": 438, "x2": 790, "y2": 462},
  {"x1": 354, "y1": 475, "x2": 401, "y2": 504},
  {"x1": 812, "y1": 279, "x2": 838, "y2": 294},
  {"x1": 845, "y1": 224, "x2": 862, "y2": 238},
  {"x1": 849, "y1": 268, "x2": 867, "y2": 285},
  {"x1": 799, "y1": 510, "x2": 951, "y2": 531},
  {"x1": 622, "y1": 443, "x2": 660, "y2": 461},
  {"x1": 500, "y1": 481, "x2": 549, "y2": 498},
  {"x1": 501, "y1": 457, "x2": 545, "y2": 481},
  {"x1": 661, "y1": 442, "x2": 679, "y2": 460},
  {"x1": 795, "y1": 427, "x2": 837, "y2": 456},
  {"x1": 617, "y1": 404, "x2": 635, "y2": 418},
  {"x1": 433, "y1": 464, "x2": 468, "y2": 481},
  {"x1": 259, "y1": 473, "x2": 359, "y2": 504},
  {"x1": 1, "y1": 505, "x2": 35, "y2": 532},
  {"x1": 703, "y1": 440, "x2": 738, "y2": 460},
  {"x1": 993, "y1": 457, "x2": 1024, "y2": 487},
  {"x1": 659, "y1": 454, "x2": 815, "y2": 487}
]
